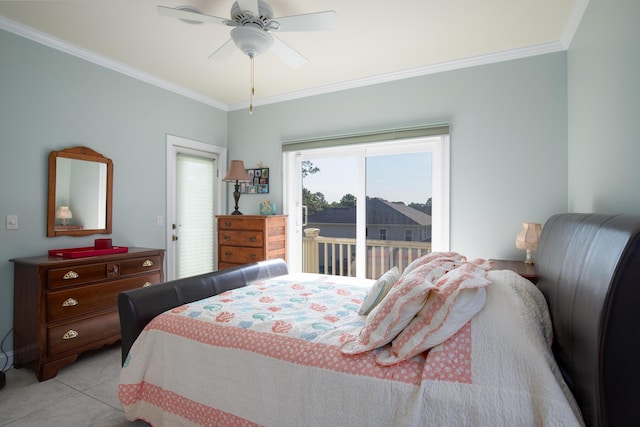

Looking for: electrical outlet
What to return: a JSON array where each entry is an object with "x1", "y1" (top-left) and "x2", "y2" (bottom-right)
[
  {"x1": 6, "y1": 215, "x2": 18, "y2": 230},
  {"x1": 157, "y1": 215, "x2": 163, "y2": 226}
]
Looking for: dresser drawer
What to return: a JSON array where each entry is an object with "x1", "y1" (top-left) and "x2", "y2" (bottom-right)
[
  {"x1": 219, "y1": 230, "x2": 264, "y2": 247},
  {"x1": 219, "y1": 245, "x2": 264, "y2": 264},
  {"x1": 118, "y1": 255, "x2": 163, "y2": 275},
  {"x1": 47, "y1": 272, "x2": 161, "y2": 322},
  {"x1": 47, "y1": 255, "x2": 162, "y2": 290},
  {"x1": 218, "y1": 217, "x2": 264, "y2": 230},
  {"x1": 47, "y1": 310, "x2": 120, "y2": 357},
  {"x1": 48, "y1": 263, "x2": 109, "y2": 289}
]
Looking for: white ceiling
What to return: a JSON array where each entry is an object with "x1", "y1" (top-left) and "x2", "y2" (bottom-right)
[{"x1": 0, "y1": 0, "x2": 587, "y2": 111}]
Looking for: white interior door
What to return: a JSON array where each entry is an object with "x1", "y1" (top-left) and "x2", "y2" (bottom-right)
[{"x1": 166, "y1": 135, "x2": 227, "y2": 280}]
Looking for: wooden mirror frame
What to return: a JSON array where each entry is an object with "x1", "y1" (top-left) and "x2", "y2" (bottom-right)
[{"x1": 47, "y1": 146, "x2": 113, "y2": 237}]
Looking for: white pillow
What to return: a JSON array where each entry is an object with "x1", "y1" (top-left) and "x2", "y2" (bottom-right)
[
  {"x1": 376, "y1": 259, "x2": 491, "y2": 365},
  {"x1": 358, "y1": 267, "x2": 400, "y2": 315}
]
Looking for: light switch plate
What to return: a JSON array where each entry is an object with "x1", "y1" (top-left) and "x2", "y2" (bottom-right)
[{"x1": 6, "y1": 215, "x2": 18, "y2": 230}]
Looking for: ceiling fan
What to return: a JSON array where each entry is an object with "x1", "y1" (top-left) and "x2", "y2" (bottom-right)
[{"x1": 157, "y1": 0, "x2": 338, "y2": 68}]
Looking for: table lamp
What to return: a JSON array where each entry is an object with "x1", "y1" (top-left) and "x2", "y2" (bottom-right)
[
  {"x1": 223, "y1": 160, "x2": 251, "y2": 215},
  {"x1": 515, "y1": 222, "x2": 542, "y2": 264},
  {"x1": 55, "y1": 206, "x2": 73, "y2": 226}
]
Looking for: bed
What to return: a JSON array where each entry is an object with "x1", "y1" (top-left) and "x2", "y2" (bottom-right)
[{"x1": 118, "y1": 213, "x2": 640, "y2": 426}]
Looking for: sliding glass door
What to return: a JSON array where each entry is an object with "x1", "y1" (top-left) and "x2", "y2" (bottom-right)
[{"x1": 284, "y1": 135, "x2": 448, "y2": 279}]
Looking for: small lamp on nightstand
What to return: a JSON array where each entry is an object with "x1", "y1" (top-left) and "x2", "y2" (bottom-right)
[
  {"x1": 223, "y1": 160, "x2": 251, "y2": 215},
  {"x1": 516, "y1": 222, "x2": 542, "y2": 264}
]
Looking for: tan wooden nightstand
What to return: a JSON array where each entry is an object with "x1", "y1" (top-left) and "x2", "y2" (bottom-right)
[{"x1": 489, "y1": 259, "x2": 538, "y2": 283}]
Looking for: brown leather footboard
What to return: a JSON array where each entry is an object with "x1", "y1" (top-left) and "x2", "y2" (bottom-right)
[{"x1": 118, "y1": 258, "x2": 288, "y2": 364}]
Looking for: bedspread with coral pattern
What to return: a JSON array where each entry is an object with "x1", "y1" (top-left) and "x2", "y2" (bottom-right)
[{"x1": 119, "y1": 271, "x2": 583, "y2": 427}]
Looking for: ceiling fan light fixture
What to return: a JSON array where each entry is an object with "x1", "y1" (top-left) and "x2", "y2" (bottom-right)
[{"x1": 231, "y1": 25, "x2": 273, "y2": 57}]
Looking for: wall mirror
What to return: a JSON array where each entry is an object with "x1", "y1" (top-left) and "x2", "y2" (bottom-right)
[{"x1": 47, "y1": 146, "x2": 113, "y2": 237}]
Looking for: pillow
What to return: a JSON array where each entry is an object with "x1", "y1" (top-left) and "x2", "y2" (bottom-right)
[
  {"x1": 402, "y1": 251, "x2": 466, "y2": 277},
  {"x1": 341, "y1": 262, "x2": 441, "y2": 355},
  {"x1": 358, "y1": 266, "x2": 400, "y2": 315},
  {"x1": 376, "y1": 259, "x2": 491, "y2": 365}
]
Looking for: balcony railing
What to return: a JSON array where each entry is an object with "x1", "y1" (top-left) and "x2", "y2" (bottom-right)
[{"x1": 303, "y1": 228, "x2": 432, "y2": 279}]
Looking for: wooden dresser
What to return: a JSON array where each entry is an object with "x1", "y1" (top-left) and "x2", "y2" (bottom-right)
[
  {"x1": 217, "y1": 215, "x2": 286, "y2": 269},
  {"x1": 11, "y1": 247, "x2": 164, "y2": 381}
]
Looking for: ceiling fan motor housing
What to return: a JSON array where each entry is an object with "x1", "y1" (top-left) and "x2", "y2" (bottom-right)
[
  {"x1": 231, "y1": 25, "x2": 274, "y2": 57},
  {"x1": 231, "y1": 0, "x2": 273, "y2": 27}
]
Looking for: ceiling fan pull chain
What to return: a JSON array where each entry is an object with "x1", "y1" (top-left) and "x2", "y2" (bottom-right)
[{"x1": 249, "y1": 54, "x2": 255, "y2": 114}]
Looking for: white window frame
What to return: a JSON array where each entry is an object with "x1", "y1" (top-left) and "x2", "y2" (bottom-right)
[{"x1": 283, "y1": 135, "x2": 449, "y2": 275}]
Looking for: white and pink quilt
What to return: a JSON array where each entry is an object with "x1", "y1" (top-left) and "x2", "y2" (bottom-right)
[{"x1": 119, "y1": 271, "x2": 584, "y2": 426}]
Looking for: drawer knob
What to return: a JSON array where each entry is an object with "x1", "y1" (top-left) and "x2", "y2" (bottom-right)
[
  {"x1": 223, "y1": 234, "x2": 232, "y2": 241},
  {"x1": 224, "y1": 221, "x2": 232, "y2": 227},
  {"x1": 62, "y1": 298, "x2": 78, "y2": 307},
  {"x1": 63, "y1": 271, "x2": 79, "y2": 280},
  {"x1": 142, "y1": 260, "x2": 154, "y2": 267},
  {"x1": 249, "y1": 236, "x2": 257, "y2": 242},
  {"x1": 225, "y1": 251, "x2": 233, "y2": 257},
  {"x1": 250, "y1": 253, "x2": 257, "y2": 260},
  {"x1": 62, "y1": 330, "x2": 78, "y2": 340},
  {"x1": 142, "y1": 282, "x2": 153, "y2": 287}
]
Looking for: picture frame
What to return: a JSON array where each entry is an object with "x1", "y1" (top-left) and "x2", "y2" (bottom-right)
[{"x1": 240, "y1": 167, "x2": 269, "y2": 193}]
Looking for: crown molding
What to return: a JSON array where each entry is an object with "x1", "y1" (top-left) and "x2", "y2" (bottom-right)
[
  {"x1": 561, "y1": 0, "x2": 590, "y2": 48},
  {"x1": 0, "y1": 16, "x2": 229, "y2": 111},
  {"x1": 2, "y1": 14, "x2": 574, "y2": 113},
  {"x1": 229, "y1": 41, "x2": 566, "y2": 111}
]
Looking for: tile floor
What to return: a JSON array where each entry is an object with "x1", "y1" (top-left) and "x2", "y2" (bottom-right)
[{"x1": 0, "y1": 344, "x2": 149, "y2": 427}]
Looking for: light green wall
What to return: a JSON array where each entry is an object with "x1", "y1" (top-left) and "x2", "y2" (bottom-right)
[
  {"x1": 229, "y1": 53, "x2": 569, "y2": 261},
  {"x1": 0, "y1": 29, "x2": 227, "y2": 354},
  {"x1": 567, "y1": 0, "x2": 640, "y2": 214},
  {"x1": 1, "y1": 22, "x2": 579, "y2": 360}
]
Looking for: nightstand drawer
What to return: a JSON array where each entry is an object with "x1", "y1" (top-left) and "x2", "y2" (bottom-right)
[
  {"x1": 219, "y1": 245, "x2": 264, "y2": 264},
  {"x1": 47, "y1": 272, "x2": 161, "y2": 321},
  {"x1": 219, "y1": 230, "x2": 264, "y2": 247},
  {"x1": 47, "y1": 310, "x2": 120, "y2": 357}
]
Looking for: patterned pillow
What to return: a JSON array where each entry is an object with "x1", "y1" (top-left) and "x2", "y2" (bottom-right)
[
  {"x1": 402, "y1": 251, "x2": 466, "y2": 276},
  {"x1": 341, "y1": 261, "x2": 450, "y2": 355},
  {"x1": 376, "y1": 259, "x2": 491, "y2": 365},
  {"x1": 358, "y1": 267, "x2": 400, "y2": 315}
]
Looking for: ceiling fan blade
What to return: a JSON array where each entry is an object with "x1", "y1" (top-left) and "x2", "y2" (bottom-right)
[
  {"x1": 236, "y1": 0, "x2": 261, "y2": 19},
  {"x1": 271, "y1": 36, "x2": 307, "y2": 68},
  {"x1": 157, "y1": 6, "x2": 232, "y2": 26},
  {"x1": 271, "y1": 11, "x2": 338, "y2": 32},
  {"x1": 208, "y1": 39, "x2": 237, "y2": 61}
]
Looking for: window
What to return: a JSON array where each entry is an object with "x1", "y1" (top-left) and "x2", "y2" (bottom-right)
[{"x1": 283, "y1": 127, "x2": 450, "y2": 278}]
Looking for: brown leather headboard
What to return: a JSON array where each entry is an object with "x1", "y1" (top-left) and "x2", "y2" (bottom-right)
[{"x1": 535, "y1": 213, "x2": 640, "y2": 427}]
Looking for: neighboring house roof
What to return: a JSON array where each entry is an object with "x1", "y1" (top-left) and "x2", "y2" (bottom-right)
[{"x1": 307, "y1": 197, "x2": 432, "y2": 226}]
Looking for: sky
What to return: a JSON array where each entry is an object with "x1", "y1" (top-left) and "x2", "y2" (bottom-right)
[{"x1": 302, "y1": 152, "x2": 432, "y2": 205}]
